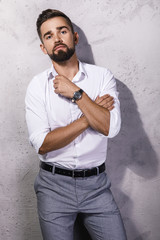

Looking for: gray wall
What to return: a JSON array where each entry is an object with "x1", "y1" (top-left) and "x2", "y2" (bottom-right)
[{"x1": 0, "y1": 0, "x2": 160, "y2": 239}]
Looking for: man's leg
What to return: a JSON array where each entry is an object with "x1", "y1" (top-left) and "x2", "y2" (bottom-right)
[
  {"x1": 76, "y1": 172, "x2": 127, "y2": 240},
  {"x1": 82, "y1": 210, "x2": 127, "y2": 240},
  {"x1": 39, "y1": 212, "x2": 77, "y2": 240},
  {"x1": 34, "y1": 168, "x2": 78, "y2": 240}
]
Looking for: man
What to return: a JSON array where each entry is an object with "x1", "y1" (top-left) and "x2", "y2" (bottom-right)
[{"x1": 25, "y1": 9, "x2": 127, "y2": 240}]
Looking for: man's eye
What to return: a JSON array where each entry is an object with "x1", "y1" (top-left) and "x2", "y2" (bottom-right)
[
  {"x1": 61, "y1": 30, "x2": 67, "y2": 34},
  {"x1": 46, "y1": 35, "x2": 52, "y2": 39}
]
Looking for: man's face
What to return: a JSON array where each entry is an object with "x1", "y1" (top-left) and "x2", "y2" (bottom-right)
[{"x1": 40, "y1": 17, "x2": 78, "y2": 62}]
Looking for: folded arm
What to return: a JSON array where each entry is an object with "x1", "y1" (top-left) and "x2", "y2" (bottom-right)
[
  {"x1": 25, "y1": 74, "x2": 118, "y2": 156},
  {"x1": 38, "y1": 94, "x2": 114, "y2": 155},
  {"x1": 53, "y1": 75, "x2": 115, "y2": 136},
  {"x1": 39, "y1": 116, "x2": 89, "y2": 155},
  {"x1": 76, "y1": 92, "x2": 110, "y2": 136}
]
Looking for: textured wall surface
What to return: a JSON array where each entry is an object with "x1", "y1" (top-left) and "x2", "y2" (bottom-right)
[{"x1": 0, "y1": 0, "x2": 160, "y2": 239}]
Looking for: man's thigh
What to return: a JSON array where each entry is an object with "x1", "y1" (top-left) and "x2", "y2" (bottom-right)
[
  {"x1": 82, "y1": 211, "x2": 127, "y2": 240},
  {"x1": 39, "y1": 212, "x2": 77, "y2": 240},
  {"x1": 34, "y1": 168, "x2": 78, "y2": 240},
  {"x1": 77, "y1": 172, "x2": 127, "y2": 240}
]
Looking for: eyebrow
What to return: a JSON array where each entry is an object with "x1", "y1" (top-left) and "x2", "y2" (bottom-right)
[
  {"x1": 43, "y1": 26, "x2": 70, "y2": 39},
  {"x1": 43, "y1": 31, "x2": 52, "y2": 39},
  {"x1": 57, "y1": 26, "x2": 70, "y2": 31}
]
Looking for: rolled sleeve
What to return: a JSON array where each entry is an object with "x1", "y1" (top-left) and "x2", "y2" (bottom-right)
[
  {"x1": 28, "y1": 129, "x2": 49, "y2": 153},
  {"x1": 100, "y1": 71, "x2": 121, "y2": 138},
  {"x1": 107, "y1": 104, "x2": 121, "y2": 138},
  {"x1": 25, "y1": 77, "x2": 50, "y2": 153}
]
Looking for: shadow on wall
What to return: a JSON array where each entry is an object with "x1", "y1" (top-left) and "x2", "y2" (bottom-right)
[
  {"x1": 107, "y1": 80, "x2": 159, "y2": 240},
  {"x1": 74, "y1": 24, "x2": 95, "y2": 65},
  {"x1": 73, "y1": 24, "x2": 159, "y2": 240}
]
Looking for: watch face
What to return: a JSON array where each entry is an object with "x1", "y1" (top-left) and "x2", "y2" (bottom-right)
[
  {"x1": 74, "y1": 91, "x2": 81, "y2": 100},
  {"x1": 72, "y1": 89, "x2": 83, "y2": 102}
]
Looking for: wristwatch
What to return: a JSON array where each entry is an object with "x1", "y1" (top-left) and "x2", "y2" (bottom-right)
[{"x1": 71, "y1": 89, "x2": 84, "y2": 103}]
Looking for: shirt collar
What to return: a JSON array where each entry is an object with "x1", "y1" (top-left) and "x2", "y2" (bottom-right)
[
  {"x1": 47, "y1": 60, "x2": 87, "y2": 80},
  {"x1": 47, "y1": 65, "x2": 57, "y2": 80}
]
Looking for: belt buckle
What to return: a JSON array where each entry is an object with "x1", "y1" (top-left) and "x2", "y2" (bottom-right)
[
  {"x1": 72, "y1": 170, "x2": 75, "y2": 178},
  {"x1": 52, "y1": 165, "x2": 55, "y2": 175},
  {"x1": 72, "y1": 169, "x2": 86, "y2": 178},
  {"x1": 83, "y1": 169, "x2": 87, "y2": 177},
  {"x1": 96, "y1": 166, "x2": 99, "y2": 175}
]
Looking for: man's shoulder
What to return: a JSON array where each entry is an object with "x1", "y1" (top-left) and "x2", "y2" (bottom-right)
[
  {"x1": 28, "y1": 68, "x2": 50, "y2": 88},
  {"x1": 81, "y1": 62, "x2": 111, "y2": 74},
  {"x1": 81, "y1": 62, "x2": 113, "y2": 79},
  {"x1": 26, "y1": 68, "x2": 51, "y2": 97},
  {"x1": 32, "y1": 68, "x2": 51, "y2": 83}
]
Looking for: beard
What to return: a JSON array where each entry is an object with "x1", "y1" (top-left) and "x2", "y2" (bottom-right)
[{"x1": 48, "y1": 44, "x2": 75, "y2": 63}]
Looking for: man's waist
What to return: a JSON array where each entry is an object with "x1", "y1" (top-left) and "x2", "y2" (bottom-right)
[{"x1": 40, "y1": 161, "x2": 106, "y2": 178}]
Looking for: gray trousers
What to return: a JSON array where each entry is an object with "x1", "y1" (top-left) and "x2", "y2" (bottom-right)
[{"x1": 34, "y1": 167, "x2": 127, "y2": 240}]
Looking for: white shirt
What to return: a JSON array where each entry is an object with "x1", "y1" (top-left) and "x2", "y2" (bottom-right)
[{"x1": 25, "y1": 61, "x2": 121, "y2": 169}]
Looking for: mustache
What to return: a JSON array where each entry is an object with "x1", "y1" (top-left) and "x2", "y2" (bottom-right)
[{"x1": 53, "y1": 43, "x2": 67, "y2": 51}]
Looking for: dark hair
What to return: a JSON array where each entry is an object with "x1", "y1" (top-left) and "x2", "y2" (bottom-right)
[{"x1": 36, "y1": 9, "x2": 74, "y2": 41}]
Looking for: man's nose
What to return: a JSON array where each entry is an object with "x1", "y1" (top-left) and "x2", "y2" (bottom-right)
[{"x1": 54, "y1": 33, "x2": 62, "y2": 43}]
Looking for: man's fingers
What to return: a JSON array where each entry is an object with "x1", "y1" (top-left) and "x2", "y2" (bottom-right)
[
  {"x1": 99, "y1": 95, "x2": 113, "y2": 102},
  {"x1": 95, "y1": 96, "x2": 100, "y2": 104},
  {"x1": 97, "y1": 96, "x2": 114, "y2": 107},
  {"x1": 98, "y1": 94, "x2": 110, "y2": 101},
  {"x1": 102, "y1": 99, "x2": 114, "y2": 108},
  {"x1": 96, "y1": 93, "x2": 115, "y2": 111},
  {"x1": 54, "y1": 89, "x2": 58, "y2": 94},
  {"x1": 108, "y1": 106, "x2": 115, "y2": 111},
  {"x1": 53, "y1": 83, "x2": 58, "y2": 89},
  {"x1": 102, "y1": 96, "x2": 114, "y2": 105},
  {"x1": 95, "y1": 94, "x2": 111, "y2": 104},
  {"x1": 99, "y1": 94, "x2": 110, "y2": 98}
]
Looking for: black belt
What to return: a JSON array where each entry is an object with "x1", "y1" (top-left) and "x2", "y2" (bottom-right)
[{"x1": 40, "y1": 162, "x2": 105, "y2": 178}]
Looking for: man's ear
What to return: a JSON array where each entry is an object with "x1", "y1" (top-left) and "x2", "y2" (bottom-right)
[
  {"x1": 40, "y1": 43, "x2": 48, "y2": 55},
  {"x1": 74, "y1": 32, "x2": 79, "y2": 45}
]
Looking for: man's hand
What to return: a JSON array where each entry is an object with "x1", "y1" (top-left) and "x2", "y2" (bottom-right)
[
  {"x1": 95, "y1": 94, "x2": 114, "y2": 111},
  {"x1": 53, "y1": 75, "x2": 79, "y2": 98}
]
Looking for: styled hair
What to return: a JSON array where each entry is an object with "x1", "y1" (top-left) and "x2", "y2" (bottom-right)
[{"x1": 36, "y1": 9, "x2": 74, "y2": 41}]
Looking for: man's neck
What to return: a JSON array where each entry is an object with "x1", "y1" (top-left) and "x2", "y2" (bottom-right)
[{"x1": 52, "y1": 54, "x2": 79, "y2": 80}]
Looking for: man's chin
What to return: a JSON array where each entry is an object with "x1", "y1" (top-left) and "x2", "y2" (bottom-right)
[{"x1": 49, "y1": 47, "x2": 75, "y2": 62}]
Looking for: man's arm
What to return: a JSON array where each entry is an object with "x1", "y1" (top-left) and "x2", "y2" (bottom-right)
[
  {"x1": 54, "y1": 75, "x2": 114, "y2": 136},
  {"x1": 39, "y1": 116, "x2": 89, "y2": 155},
  {"x1": 76, "y1": 92, "x2": 110, "y2": 136},
  {"x1": 38, "y1": 94, "x2": 114, "y2": 155}
]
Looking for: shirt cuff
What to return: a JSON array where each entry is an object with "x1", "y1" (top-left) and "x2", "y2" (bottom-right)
[
  {"x1": 107, "y1": 109, "x2": 121, "y2": 138},
  {"x1": 29, "y1": 130, "x2": 49, "y2": 153}
]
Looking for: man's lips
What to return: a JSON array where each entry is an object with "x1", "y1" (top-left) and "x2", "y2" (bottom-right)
[{"x1": 54, "y1": 45, "x2": 66, "y2": 51}]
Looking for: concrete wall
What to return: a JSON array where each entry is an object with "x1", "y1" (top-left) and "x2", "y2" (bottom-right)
[{"x1": 0, "y1": 0, "x2": 160, "y2": 239}]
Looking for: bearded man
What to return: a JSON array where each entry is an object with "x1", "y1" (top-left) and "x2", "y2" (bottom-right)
[{"x1": 25, "y1": 9, "x2": 127, "y2": 240}]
